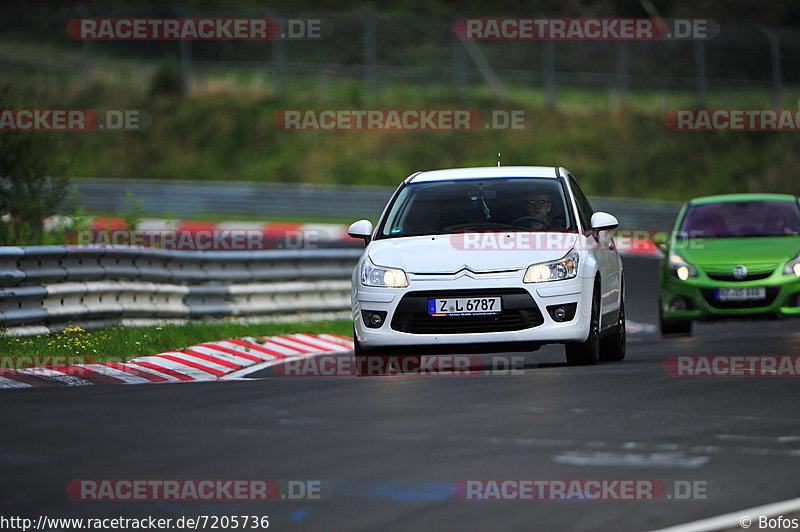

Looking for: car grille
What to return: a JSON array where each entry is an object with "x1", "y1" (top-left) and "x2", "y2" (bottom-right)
[
  {"x1": 700, "y1": 287, "x2": 780, "y2": 309},
  {"x1": 391, "y1": 288, "x2": 544, "y2": 334},
  {"x1": 706, "y1": 272, "x2": 772, "y2": 282}
]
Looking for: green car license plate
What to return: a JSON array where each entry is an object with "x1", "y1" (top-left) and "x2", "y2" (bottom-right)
[{"x1": 716, "y1": 287, "x2": 766, "y2": 301}]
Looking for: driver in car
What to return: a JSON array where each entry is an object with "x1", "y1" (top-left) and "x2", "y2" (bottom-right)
[
  {"x1": 517, "y1": 191, "x2": 566, "y2": 230},
  {"x1": 764, "y1": 211, "x2": 797, "y2": 236}
]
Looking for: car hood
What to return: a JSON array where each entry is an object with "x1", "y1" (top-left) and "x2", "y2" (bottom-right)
[
  {"x1": 367, "y1": 233, "x2": 579, "y2": 274},
  {"x1": 674, "y1": 236, "x2": 800, "y2": 269}
]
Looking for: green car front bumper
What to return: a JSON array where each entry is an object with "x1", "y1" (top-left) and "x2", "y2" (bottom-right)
[{"x1": 660, "y1": 269, "x2": 800, "y2": 321}]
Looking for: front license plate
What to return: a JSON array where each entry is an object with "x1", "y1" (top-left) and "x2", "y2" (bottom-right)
[
  {"x1": 428, "y1": 297, "x2": 502, "y2": 316},
  {"x1": 716, "y1": 287, "x2": 766, "y2": 301}
]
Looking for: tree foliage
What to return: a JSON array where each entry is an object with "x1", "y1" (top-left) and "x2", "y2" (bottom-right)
[{"x1": 0, "y1": 86, "x2": 72, "y2": 245}]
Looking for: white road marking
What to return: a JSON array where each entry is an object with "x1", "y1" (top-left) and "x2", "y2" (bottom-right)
[
  {"x1": 626, "y1": 320, "x2": 658, "y2": 334},
  {"x1": 127, "y1": 357, "x2": 214, "y2": 380},
  {"x1": 153, "y1": 352, "x2": 232, "y2": 373},
  {"x1": 290, "y1": 334, "x2": 352, "y2": 351},
  {"x1": 552, "y1": 450, "x2": 709, "y2": 468},
  {"x1": 0, "y1": 376, "x2": 32, "y2": 388},
  {"x1": 650, "y1": 495, "x2": 800, "y2": 532},
  {"x1": 16, "y1": 367, "x2": 93, "y2": 387},
  {"x1": 189, "y1": 345, "x2": 259, "y2": 366},
  {"x1": 76, "y1": 364, "x2": 154, "y2": 384},
  {"x1": 112, "y1": 363, "x2": 183, "y2": 382},
  {"x1": 242, "y1": 338, "x2": 306, "y2": 356}
]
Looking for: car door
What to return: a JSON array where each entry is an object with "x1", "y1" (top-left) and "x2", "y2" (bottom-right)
[{"x1": 567, "y1": 173, "x2": 621, "y2": 330}]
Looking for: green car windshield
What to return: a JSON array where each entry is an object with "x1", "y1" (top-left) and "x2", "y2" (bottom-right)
[{"x1": 680, "y1": 201, "x2": 800, "y2": 238}]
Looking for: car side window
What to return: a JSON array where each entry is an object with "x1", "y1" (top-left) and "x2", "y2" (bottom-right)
[{"x1": 568, "y1": 175, "x2": 594, "y2": 232}]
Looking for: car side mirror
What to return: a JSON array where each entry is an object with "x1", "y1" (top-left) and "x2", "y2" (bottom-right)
[
  {"x1": 590, "y1": 212, "x2": 618, "y2": 231},
  {"x1": 651, "y1": 231, "x2": 669, "y2": 251},
  {"x1": 347, "y1": 219, "x2": 373, "y2": 245}
]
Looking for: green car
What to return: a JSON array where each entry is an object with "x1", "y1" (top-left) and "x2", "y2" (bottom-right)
[{"x1": 655, "y1": 193, "x2": 800, "y2": 335}]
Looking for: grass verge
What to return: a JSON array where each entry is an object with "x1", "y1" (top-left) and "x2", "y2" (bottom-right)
[
  {"x1": 0, "y1": 320, "x2": 353, "y2": 369},
  {"x1": 11, "y1": 79, "x2": 800, "y2": 203}
]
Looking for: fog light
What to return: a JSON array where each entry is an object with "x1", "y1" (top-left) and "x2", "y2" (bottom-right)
[
  {"x1": 669, "y1": 297, "x2": 687, "y2": 312},
  {"x1": 361, "y1": 310, "x2": 387, "y2": 329},
  {"x1": 546, "y1": 303, "x2": 578, "y2": 322}
]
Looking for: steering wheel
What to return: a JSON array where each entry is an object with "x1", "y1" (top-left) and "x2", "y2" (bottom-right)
[{"x1": 511, "y1": 216, "x2": 550, "y2": 229}]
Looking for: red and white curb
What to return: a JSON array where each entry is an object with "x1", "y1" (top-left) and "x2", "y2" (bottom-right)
[{"x1": 0, "y1": 334, "x2": 354, "y2": 389}]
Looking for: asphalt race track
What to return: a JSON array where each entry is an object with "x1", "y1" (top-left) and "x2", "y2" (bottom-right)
[{"x1": 2, "y1": 257, "x2": 799, "y2": 531}]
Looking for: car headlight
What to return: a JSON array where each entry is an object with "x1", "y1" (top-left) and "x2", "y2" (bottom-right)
[
  {"x1": 668, "y1": 253, "x2": 697, "y2": 281},
  {"x1": 523, "y1": 250, "x2": 579, "y2": 283},
  {"x1": 784, "y1": 254, "x2": 800, "y2": 277},
  {"x1": 361, "y1": 259, "x2": 408, "y2": 288}
]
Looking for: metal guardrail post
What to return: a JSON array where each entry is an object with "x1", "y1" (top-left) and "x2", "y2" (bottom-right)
[
  {"x1": 757, "y1": 25, "x2": 783, "y2": 109},
  {"x1": 694, "y1": 39, "x2": 708, "y2": 108},
  {"x1": 0, "y1": 247, "x2": 25, "y2": 286}
]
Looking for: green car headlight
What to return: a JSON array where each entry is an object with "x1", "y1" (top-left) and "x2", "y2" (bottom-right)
[
  {"x1": 669, "y1": 253, "x2": 697, "y2": 281},
  {"x1": 784, "y1": 255, "x2": 800, "y2": 278},
  {"x1": 361, "y1": 259, "x2": 408, "y2": 288}
]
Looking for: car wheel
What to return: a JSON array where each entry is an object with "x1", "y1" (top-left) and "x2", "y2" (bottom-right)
[
  {"x1": 565, "y1": 286, "x2": 600, "y2": 366},
  {"x1": 600, "y1": 297, "x2": 626, "y2": 362},
  {"x1": 659, "y1": 307, "x2": 692, "y2": 336}
]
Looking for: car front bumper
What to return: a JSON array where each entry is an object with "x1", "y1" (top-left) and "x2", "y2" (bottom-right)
[
  {"x1": 660, "y1": 271, "x2": 800, "y2": 321},
  {"x1": 353, "y1": 272, "x2": 595, "y2": 349}
]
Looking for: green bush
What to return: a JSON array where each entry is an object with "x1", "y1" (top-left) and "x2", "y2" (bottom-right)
[{"x1": 0, "y1": 86, "x2": 73, "y2": 246}]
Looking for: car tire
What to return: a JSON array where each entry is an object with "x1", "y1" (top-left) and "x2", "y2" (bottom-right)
[
  {"x1": 565, "y1": 286, "x2": 600, "y2": 366},
  {"x1": 659, "y1": 307, "x2": 692, "y2": 336},
  {"x1": 600, "y1": 297, "x2": 626, "y2": 362}
]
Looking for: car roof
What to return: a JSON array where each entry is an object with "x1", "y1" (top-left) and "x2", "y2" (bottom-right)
[
  {"x1": 408, "y1": 166, "x2": 559, "y2": 183},
  {"x1": 689, "y1": 193, "x2": 798, "y2": 205}
]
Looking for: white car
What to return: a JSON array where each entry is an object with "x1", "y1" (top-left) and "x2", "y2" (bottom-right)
[{"x1": 348, "y1": 166, "x2": 625, "y2": 369}]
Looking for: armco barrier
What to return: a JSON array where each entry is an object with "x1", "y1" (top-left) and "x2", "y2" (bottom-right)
[
  {"x1": 69, "y1": 178, "x2": 682, "y2": 230},
  {"x1": 0, "y1": 247, "x2": 362, "y2": 336}
]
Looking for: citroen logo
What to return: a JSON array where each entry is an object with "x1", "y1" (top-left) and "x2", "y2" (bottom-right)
[{"x1": 732, "y1": 265, "x2": 748, "y2": 280}]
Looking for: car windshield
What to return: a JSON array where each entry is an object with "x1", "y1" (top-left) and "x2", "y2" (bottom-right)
[
  {"x1": 680, "y1": 200, "x2": 800, "y2": 238},
  {"x1": 378, "y1": 177, "x2": 574, "y2": 238}
]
